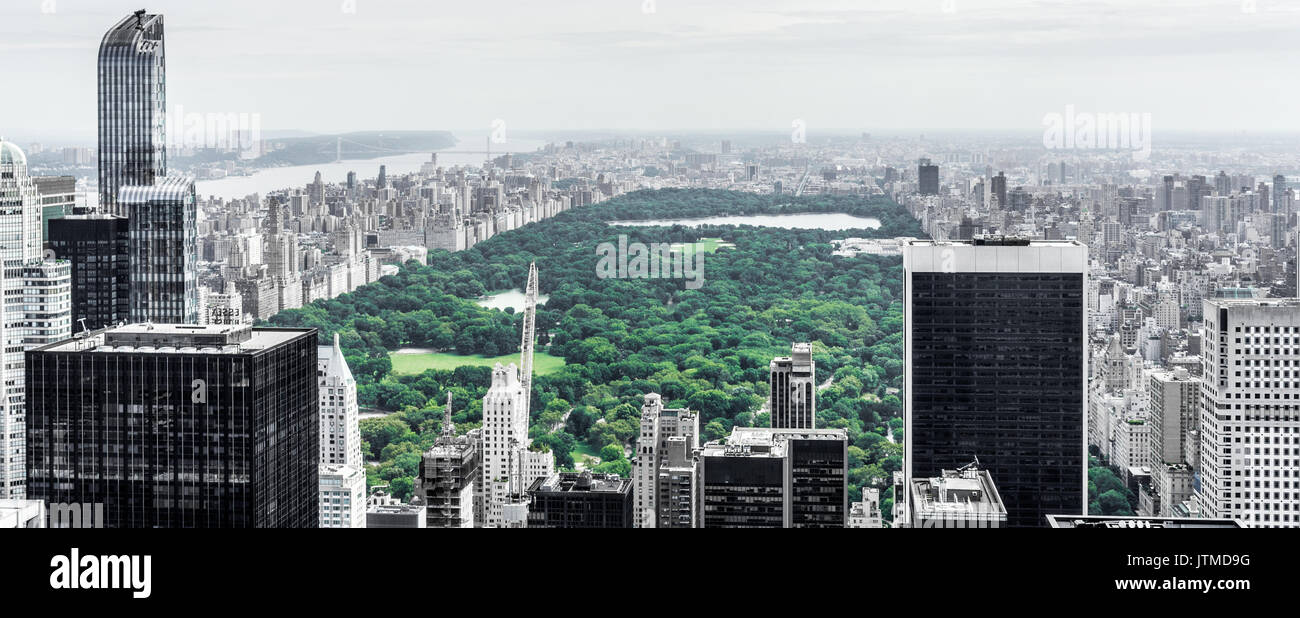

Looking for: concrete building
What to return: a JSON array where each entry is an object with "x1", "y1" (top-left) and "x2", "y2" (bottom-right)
[
  {"x1": 0, "y1": 499, "x2": 45, "y2": 528},
  {"x1": 769, "y1": 342, "x2": 816, "y2": 429},
  {"x1": 318, "y1": 332, "x2": 361, "y2": 468},
  {"x1": 1196, "y1": 298, "x2": 1300, "y2": 527},
  {"x1": 906, "y1": 465, "x2": 1008, "y2": 529},
  {"x1": 366, "y1": 503, "x2": 427, "y2": 528},
  {"x1": 847, "y1": 488, "x2": 884, "y2": 528},
  {"x1": 319, "y1": 464, "x2": 366, "y2": 529},
  {"x1": 0, "y1": 141, "x2": 73, "y2": 500},
  {"x1": 415, "y1": 394, "x2": 481, "y2": 528},
  {"x1": 1148, "y1": 367, "x2": 1199, "y2": 516},
  {"x1": 1045, "y1": 515, "x2": 1243, "y2": 528},
  {"x1": 633, "y1": 393, "x2": 699, "y2": 528}
]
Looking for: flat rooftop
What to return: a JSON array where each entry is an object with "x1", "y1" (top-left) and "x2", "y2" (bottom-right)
[
  {"x1": 1045, "y1": 515, "x2": 1244, "y2": 529},
  {"x1": 529, "y1": 472, "x2": 631, "y2": 494},
  {"x1": 34, "y1": 323, "x2": 313, "y2": 355}
]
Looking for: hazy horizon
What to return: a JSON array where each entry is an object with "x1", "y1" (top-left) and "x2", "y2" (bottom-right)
[{"x1": 5, "y1": 0, "x2": 1300, "y2": 143}]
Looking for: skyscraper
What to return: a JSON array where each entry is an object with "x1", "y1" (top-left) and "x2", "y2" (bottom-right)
[
  {"x1": 121, "y1": 176, "x2": 198, "y2": 324},
  {"x1": 48, "y1": 214, "x2": 130, "y2": 331},
  {"x1": 415, "y1": 394, "x2": 481, "y2": 528},
  {"x1": 904, "y1": 238, "x2": 1088, "y2": 528},
  {"x1": 769, "y1": 342, "x2": 816, "y2": 429},
  {"x1": 918, "y1": 158, "x2": 939, "y2": 196},
  {"x1": 633, "y1": 393, "x2": 700, "y2": 528},
  {"x1": 479, "y1": 263, "x2": 552, "y2": 527},
  {"x1": 1195, "y1": 298, "x2": 1300, "y2": 527},
  {"x1": 991, "y1": 171, "x2": 1007, "y2": 208},
  {"x1": 318, "y1": 332, "x2": 361, "y2": 468},
  {"x1": 25, "y1": 323, "x2": 319, "y2": 527},
  {"x1": 0, "y1": 141, "x2": 73, "y2": 499},
  {"x1": 98, "y1": 10, "x2": 167, "y2": 214}
]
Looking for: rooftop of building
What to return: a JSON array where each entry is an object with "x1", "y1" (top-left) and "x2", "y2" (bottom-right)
[
  {"x1": 33, "y1": 323, "x2": 314, "y2": 355},
  {"x1": 908, "y1": 236, "x2": 1083, "y2": 248},
  {"x1": 1045, "y1": 515, "x2": 1244, "y2": 529},
  {"x1": 909, "y1": 467, "x2": 1007, "y2": 516},
  {"x1": 701, "y1": 426, "x2": 848, "y2": 458},
  {"x1": 529, "y1": 471, "x2": 632, "y2": 494}
]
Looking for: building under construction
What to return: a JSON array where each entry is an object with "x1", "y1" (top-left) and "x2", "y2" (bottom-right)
[{"x1": 415, "y1": 394, "x2": 483, "y2": 528}]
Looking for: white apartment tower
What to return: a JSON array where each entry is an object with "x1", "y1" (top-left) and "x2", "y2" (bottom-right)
[
  {"x1": 1197, "y1": 298, "x2": 1300, "y2": 527},
  {"x1": 319, "y1": 463, "x2": 367, "y2": 528},
  {"x1": 480, "y1": 263, "x2": 553, "y2": 527},
  {"x1": 319, "y1": 332, "x2": 362, "y2": 468},
  {"x1": 633, "y1": 393, "x2": 700, "y2": 528},
  {"x1": 0, "y1": 141, "x2": 72, "y2": 499}
]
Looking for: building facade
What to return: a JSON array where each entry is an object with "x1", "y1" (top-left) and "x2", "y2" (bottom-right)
[
  {"x1": 48, "y1": 214, "x2": 130, "y2": 331},
  {"x1": 121, "y1": 176, "x2": 199, "y2": 324},
  {"x1": 633, "y1": 393, "x2": 700, "y2": 528},
  {"x1": 0, "y1": 141, "x2": 74, "y2": 500},
  {"x1": 527, "y1": 471, "x2": 633, "y2": 528},
  {"x1": 318, "y1": 332, "x2": 361, "y2": 468},
  {"x1": 769, "y1": 342, "x2": 816, "y2": 429},
  {"x1": 319, "y1": 464, "x2": 366, "y2": 529},
  {"x1": 695, "y1": 427, "x2": 849, "y2": 528},
  {"x1": 904, "y1": 238, "x2": 1088, "y2": 528},
  {"x1": 98, "y1": 10, "x2": 167, "y2": 214},
  {"x1": 25, "y1": 323, "x2": 319, "y2": 527},
  {"x1": 1196, "y1": 298, "x2": 1300, "y2": 527}
]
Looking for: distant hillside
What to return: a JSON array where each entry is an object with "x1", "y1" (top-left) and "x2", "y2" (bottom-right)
[{"x1": 258, "y1": 130, "x2": 457, "y2": 166}]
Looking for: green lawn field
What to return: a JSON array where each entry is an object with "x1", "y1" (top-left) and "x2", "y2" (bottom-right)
[{"x1": 389, "y1": 350, "x2": 568, "y2": 375}]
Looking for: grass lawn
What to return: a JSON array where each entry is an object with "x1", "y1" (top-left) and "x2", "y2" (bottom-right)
[
  {"x1": 570, "y1": 441, "x2": 602, "y2": 471},
  {"x1": 389, "y1": 350, "x2": 568, "y2": 375}
]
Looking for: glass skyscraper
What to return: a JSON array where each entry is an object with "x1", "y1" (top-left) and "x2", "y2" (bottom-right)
[
  {"x1": 904, "y1": 238, "x2": 1088, "y2": 528},
  {"x1": 120, "y1": 176, "x2": 198, "y2": 324},
  {"x1": 98, "y1": 10, "x2": 166, "y2": 214},
  {"x1": 26, "y1": 324, "x2": 320, "y2": 528}
]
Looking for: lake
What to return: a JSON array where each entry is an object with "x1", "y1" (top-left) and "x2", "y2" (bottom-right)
[
  {"x1": 606, "y1": 213, "x2": 882, "y2": 230},
  {"x1": 194, "y1": 137, "x2": 546, "y2": 201},
  {"x1": 476, "y1": 289, "x2": 549, "y2": 312}
]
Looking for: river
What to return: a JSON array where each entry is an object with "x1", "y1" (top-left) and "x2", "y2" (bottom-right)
[{"x1": 193, "y1": 137, "x2": 546, "y2": 201}]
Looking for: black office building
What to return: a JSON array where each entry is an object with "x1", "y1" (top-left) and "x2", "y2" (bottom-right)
[
  {"x1": 26, "y1": 324, "x2": 319, "y2": 528},
  {"x1": 918, "y1": 159, "x2": 939, "y2": 196},
  {"x1": 527, "y1": 472, "x2": 633, "y2": 528},
  {"x1": 904, "y1": 239, "x2": 1087, "y2": 528},
  {"x1": 696, "y1": 427, "x2": 848, "y2": 528},
  {"x1": 48, "y1": 214, "x2": 130, "y2": 331}
]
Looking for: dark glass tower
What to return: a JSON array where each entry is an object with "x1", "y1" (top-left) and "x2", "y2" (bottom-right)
[
  {"x1": 25, "y1": 324, "x2": 319, "y2": 528},
  {"x1": 918, "y1": 159, "x2": 939, "y2": 196},
  {"x1": 48, "y1": 214, "x2": 130, "y2": 331},
  {"x1": 120, "y1": 176, "x2": 198, "y2": 324},
  {"x1": 904, "y1": 239, "x2": 1088, "y2": 528},
  {"x1": 98, "y1": 10, "x2": 166, "y2": 214}
]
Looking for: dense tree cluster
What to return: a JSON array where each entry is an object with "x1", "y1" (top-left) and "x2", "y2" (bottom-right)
[{"x1": 266, "y1": 188, "x2": 924, "y2": 501}]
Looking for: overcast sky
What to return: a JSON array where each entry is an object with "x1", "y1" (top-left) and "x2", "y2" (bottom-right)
[{"x1": 3, "y1": 0, "x2": 1299, "y2": 142}]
